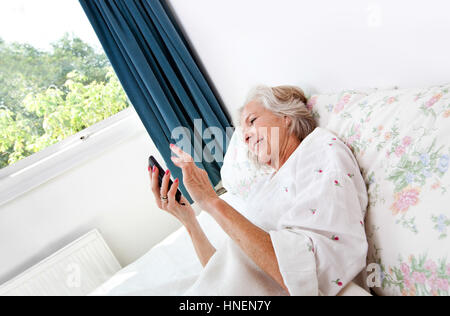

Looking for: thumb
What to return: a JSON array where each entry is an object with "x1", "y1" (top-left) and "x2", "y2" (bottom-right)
[
  {"x1": 171, "y1": 155, "x2": 193, "y2": 170},
  {"x1": 171, "y1": 156, "x2": 197, "y2": 180},
  {"x1": 170, "y1": 155, "x2": 184, "y2": 168}
]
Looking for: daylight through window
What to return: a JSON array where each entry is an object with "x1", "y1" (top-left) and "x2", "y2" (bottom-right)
[{"x1": 0, "y1": 0, "x2": 130, "y2": 170}]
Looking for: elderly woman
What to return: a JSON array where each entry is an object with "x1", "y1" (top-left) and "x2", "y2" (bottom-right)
[{"x1": 149, "y1": 85, "x2": 368, "y2": 296}]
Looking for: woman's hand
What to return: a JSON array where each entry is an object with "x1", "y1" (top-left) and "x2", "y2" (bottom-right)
[
  {"x1": 170, "y1": 144, "x2": 219, "y2": 210},
  {"x1": 149, "y1": 163, "x2": 217, "y2": 267},
  {"x1": 149, "y1": 165, "x2": 195, "y2": 226}
]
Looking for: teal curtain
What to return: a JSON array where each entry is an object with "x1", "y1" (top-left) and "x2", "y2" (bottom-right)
[{"x1": 79, "y1": 0, "x2": 232, "y2": 202}]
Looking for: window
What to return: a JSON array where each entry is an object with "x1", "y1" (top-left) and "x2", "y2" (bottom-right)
[{"x1": 0, "y1": 0, "x2": 130, "y2": 171}]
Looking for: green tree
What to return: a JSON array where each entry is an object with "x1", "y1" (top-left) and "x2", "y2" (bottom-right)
[
  {"x1": 0, "y1": 35, "x2": 129, "y2": 169},
  {"x1": 49, "y1": 34, "x2": 110, "y2": 89},
  {"x1": 0, "y1": 33, "x2": 109, "y2": 114}
]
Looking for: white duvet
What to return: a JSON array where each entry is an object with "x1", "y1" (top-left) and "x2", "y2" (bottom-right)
[
  {"x1": 90, "y1": 193, "x2": 246, "y2": 296},
  {"x1": 91, "y1": 193, "x2": 288, "y2": 296},
  {"x1": 91, "y1": 202, "x2": 369, "y2": 296}
]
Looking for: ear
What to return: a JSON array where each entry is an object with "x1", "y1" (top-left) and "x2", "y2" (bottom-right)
[{"x1": 283, "y1": 115, "x2": 292, "y2": 126}]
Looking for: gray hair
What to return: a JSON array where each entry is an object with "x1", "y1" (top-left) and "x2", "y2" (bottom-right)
[{"x1": 238, "y1": 85, "x2": 316, "y2": 142}]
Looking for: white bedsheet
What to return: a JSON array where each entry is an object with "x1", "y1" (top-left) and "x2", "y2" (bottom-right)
[
  {"x1": 90, "y1": 192, "x2": 371, "y2": 296},
  {"x1": 90, "y1": 192, "x2": 239, "y2": 296}
]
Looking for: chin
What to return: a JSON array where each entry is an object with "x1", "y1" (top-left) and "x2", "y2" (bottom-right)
[{"x1": 256, "y1": 152, "x2": 271, "y2": 165}]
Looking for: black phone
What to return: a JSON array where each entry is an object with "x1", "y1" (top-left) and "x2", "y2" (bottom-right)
[{"x1": 148, "y1": 156, "x2": 183, "y2": 204}]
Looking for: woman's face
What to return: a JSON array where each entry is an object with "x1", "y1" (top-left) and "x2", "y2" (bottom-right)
[{"x1": 240, "y1": 100, "x2": 289, "y2": 166}]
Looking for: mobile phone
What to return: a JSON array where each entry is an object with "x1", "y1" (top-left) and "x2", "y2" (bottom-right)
[{"x1": 148, "y1": 156, "x2": 183, "y2": 204}]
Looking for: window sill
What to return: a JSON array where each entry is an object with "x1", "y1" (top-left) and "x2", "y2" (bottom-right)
[{"x1": 0, "y1": 107, "x2": 144, "y2": 207}]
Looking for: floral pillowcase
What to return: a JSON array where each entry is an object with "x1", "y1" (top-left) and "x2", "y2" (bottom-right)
[{"x1": 308, "y1": 83, "x2": 450, "y2": 296}]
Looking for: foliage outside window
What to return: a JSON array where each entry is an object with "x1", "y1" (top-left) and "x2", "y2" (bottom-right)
[{"x1": 0, "y1": 34, "x2": 130, "y2": 170}]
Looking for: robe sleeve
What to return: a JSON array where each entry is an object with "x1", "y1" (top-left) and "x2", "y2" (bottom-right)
[{"x1": 269, "y1": 169, "x2": 368, "y2": 296}]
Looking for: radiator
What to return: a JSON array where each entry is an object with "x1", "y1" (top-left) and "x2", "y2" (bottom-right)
[{"x1": 0, "y1": 229, "x2": 122, "y2": 296}]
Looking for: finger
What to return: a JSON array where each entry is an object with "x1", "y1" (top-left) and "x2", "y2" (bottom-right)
[
  {"x1": 170, "y1": 155, "x2": 186, "y2": 168},
  {"x1": 171, "y1": 155, "x2": 197, "y2": 172},
  {"x1": 160, "y1": 169, "x2": 170, "y2": 199},
  {"x1": 151, "y1": 166, "x2": 159, "y2": 193},
  {"x1": 167, "y1": 178, "x2": 179, "y2": 204},
  {"x1": 151, "y1": 166, "x2": 162, "y2": 208},
  {"x1": 148, "y1": 165, "x2": 156, "y2": 185},
  {"x1": 170, "y1": 144, "x2": 193, "y2": 163}
]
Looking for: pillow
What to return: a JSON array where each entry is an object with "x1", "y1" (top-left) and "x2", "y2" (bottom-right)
[
  {"x1": 220, "y1": 127, "x2": 273, "y2": 200},
  {"x1": 309, "y1": 83, "x2": 450, "y2": 296},
  {"x1": 306, "y1": 89, "x2": 372, "y2": 127}
]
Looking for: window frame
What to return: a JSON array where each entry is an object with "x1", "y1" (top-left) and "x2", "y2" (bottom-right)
[{"x1": 0, "y1": 106, "x2": 143, "y2": 207}]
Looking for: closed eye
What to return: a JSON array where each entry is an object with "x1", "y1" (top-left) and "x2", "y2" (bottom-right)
[{"x1": 250, "y1": 117, "x2": 256, "y2": 125}]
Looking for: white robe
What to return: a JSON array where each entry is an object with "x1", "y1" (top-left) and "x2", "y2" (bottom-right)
[{"x1": 184, "y1": 127, "x2": 368, "y2": 296}]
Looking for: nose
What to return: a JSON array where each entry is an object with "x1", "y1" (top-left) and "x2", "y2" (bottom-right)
[{"x1": 243, "y1": 126, "x2": 255, "y2": 145}]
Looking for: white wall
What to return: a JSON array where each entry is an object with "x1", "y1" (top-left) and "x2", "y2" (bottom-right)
[
  {"x1": 167, "y1": 0, "x2": 450, "y2": 121},
  {"x1": 0, "y1": 114, "x2": 182, "y2": 284}
]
